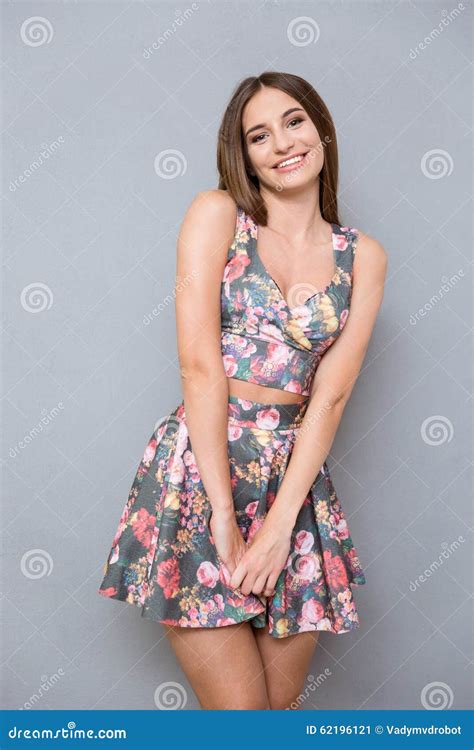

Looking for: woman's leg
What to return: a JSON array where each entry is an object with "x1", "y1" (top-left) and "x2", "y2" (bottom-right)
[
  {"x1": 165, "y1": 621, "x2": 270, "y2": 710},
  {"x1": 252, "y1": 627, "x2": 320, "y2": 710}
]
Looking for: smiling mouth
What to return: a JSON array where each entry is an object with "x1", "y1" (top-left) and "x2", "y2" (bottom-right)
[{"x1": 272, "y1": 151, "x2": 309, "y2": 169}]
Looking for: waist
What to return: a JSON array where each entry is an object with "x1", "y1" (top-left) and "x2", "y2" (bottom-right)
[
  {"x1": 174, "y1": 394, "x2": 309, "y2": 430},
  {"x1": 227, "y1": 394, "x2": 308, "y2": 430},
  {"x1": 228, "y1": 377, "x2": 309, "y2": 405}
]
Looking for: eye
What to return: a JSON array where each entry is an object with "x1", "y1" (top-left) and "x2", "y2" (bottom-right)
[
  {"x1": 250, "y1": 117, "x2": 305, "y2": 144},
  {"x1": 288, "y1": 117, "x2": 304, "y2": 127}
]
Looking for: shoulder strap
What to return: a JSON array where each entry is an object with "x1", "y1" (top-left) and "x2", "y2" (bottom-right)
[
  {"x1": 333, "y1": 226, "x2": 356, "y2": 274},
  {"x1": 225, "y1": 205, "x2": 246, "y2": 262},
  {"x1": 349, "y1": 228, "x2": 359, "y2": 257}
]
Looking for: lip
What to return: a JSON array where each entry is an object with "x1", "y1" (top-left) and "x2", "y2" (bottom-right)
[{"x1": 272, "y1": 151, "x2": 309, "y2": 171}]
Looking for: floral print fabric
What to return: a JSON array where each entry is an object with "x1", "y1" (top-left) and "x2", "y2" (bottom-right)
[
  {"x1": 220, "y1": 208, "x2": 359, "y2": 396},
  {"x1": 98, "y1": 395, "x2": 366, "y2": 638}
]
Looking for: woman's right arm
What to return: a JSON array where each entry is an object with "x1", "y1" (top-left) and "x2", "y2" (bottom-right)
[{"x1": 175, "y1": 189, "x2": 241, "y2": 544}]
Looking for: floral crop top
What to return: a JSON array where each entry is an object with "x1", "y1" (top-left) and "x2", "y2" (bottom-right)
[{"x1": 220, "y1": 206, "x2": 358, "y2": 397}]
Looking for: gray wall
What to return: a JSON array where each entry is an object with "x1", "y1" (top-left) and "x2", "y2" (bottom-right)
[{"x1": 1, "y1": 0, "x2": 472, "y2": 711}]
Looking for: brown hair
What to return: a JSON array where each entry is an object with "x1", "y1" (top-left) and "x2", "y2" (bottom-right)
[{"x1": 217, "y1": 71, "x2": 340, "y2": 227}]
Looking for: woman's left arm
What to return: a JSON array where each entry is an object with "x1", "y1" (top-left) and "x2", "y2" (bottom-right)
[{"x1": 229, "y1": 231, "x2": 388, "y2": 597}]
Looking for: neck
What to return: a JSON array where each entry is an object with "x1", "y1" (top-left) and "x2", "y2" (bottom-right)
[{"x1": 257, "y1": 184, "x2": 329, "y2": 244}]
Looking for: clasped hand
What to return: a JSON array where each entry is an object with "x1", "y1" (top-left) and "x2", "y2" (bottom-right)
[{"x1": 209, "y1": 509, "x2": 292, "y2": 598}]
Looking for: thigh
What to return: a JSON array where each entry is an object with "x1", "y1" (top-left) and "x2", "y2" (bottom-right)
[
  {"x1": 164, "y1": 621, "x2": 270, "y2": 710},
  {"x1": 253, "y1": 628, "x2": 320, "y2": 710}
]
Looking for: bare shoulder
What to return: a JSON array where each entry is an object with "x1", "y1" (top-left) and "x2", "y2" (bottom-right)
[
  {"x1": 177, "y1": 189, "x2": 239, "y2": 272},
  {"x1": 353, "y1": 227, "x2": 388, "y2": 282},
  {"x1": 181, "y1": 188, "x2": 238, "y2": 235}
]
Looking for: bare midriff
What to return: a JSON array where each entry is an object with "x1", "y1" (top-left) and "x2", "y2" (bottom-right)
[{"x1": 227, "y1": 376, "x2": 309, "y2": 405}]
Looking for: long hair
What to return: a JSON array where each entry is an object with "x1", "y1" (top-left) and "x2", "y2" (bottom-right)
[{"x1": 216, "y1": 71, "x2": 340, "y2": 227}]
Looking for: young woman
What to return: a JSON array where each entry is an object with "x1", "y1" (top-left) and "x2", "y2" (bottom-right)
[{"x1": 98, "y1": 71, "x2": 387, "y2": 710}]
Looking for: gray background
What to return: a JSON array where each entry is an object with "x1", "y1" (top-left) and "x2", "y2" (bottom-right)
[{"x1": 1, "y1": 0, "x2": 472, "y2": 711}]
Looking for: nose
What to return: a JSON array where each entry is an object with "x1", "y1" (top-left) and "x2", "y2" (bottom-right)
[{"x1": 272, "y1": 127, "x2": 296, "y2": 155}]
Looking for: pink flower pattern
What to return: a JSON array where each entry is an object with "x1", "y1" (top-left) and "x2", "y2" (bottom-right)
[
  {"x1": 98, "y1": 206, "x2": 365, "y2": 638},
  {"x1": 99, "y1": 396, "x2": 366, "y2": 638},
  {"x1": 219, "y1": 208, "x2": 357, "y2": 397}
]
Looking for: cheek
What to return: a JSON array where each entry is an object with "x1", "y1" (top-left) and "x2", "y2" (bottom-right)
[
  {"x1": 249, "y1": 145, "x2": 271, "y2": 171},
  {"x1": 304, "y1": 131, "x2": 325, "y2": 171},
  {"x1": 308, "y1": 148, "x2": 325, "y2": 175},
  {"x1": 306, "y1": 120, "x2": 321, "y2": 141},
  {"x1": 304, "y1": 122, "x2": 323, "y2": 149}
]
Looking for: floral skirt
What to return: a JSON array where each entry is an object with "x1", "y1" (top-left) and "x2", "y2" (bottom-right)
[{"x1": 98, "y1": 395, "x2": 366, "y2": 638}]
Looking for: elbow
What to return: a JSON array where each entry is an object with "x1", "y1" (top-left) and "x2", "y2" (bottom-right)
[
  {"x1": 326, "y1": 392, "x2": 348, "y2": 411},
  {"x1": 179, "y1": 356, "x2": 224, "y2": 383},
  {"x1": 311, "y1": 386, "x2": 350, "y2": 411},
  {"x1": 332, "y1": 391, "x2": 350, "y2": 410}
]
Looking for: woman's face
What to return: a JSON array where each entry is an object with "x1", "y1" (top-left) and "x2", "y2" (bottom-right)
[{"x1": 242, "y1": 86, "x2": 324, "y2": 192}]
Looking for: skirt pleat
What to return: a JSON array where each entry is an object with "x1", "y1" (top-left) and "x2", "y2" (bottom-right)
[{"x1": 98, "y1": 395, "x2": 366, "y2": 638}]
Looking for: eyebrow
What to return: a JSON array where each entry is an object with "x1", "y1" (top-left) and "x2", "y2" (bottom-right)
[{"x1": 244, "y1": 107, "x2": 305, "y2": 138}]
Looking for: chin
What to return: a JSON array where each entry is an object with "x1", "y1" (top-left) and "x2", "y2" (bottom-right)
[{"x1": 268, "y1": 172, "x2": 318, "y2": 192}]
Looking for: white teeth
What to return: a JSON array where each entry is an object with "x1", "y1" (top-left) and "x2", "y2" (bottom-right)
[{"x1": 276, "y1": 154, "x2": 305, "y2": 168}]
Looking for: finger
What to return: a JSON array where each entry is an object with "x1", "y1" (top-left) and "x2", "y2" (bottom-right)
[
  {"x1": 252, "y1": 573, "x2": 269, "y2": 596},
  {"x1": 229, "y1": 561, "x2": 246, "y2": 590},
  {"x1": 265, "y1": 572, "x2": 280, "y2": 593},
  {"x1": 239, "y1": 571, "x2": 257, "y2": 597}
]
